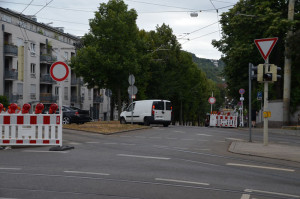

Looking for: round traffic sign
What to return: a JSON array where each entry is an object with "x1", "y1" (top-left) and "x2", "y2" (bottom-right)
[
  {"x1": 208, "y1": 97, "x2": 216, "y2": 104},
  {"x1": 239, "y1": 88, "x2": 245, "y2": 95},
  {"x1": 128, "y1": 74, "x2": 135, "y2": 86},
  {"x1": 50, "y1": 61, "x2": 69, "y2": 82},
  {"x1": 128, "y1": 85, "x2": 138, "y2": 95}
]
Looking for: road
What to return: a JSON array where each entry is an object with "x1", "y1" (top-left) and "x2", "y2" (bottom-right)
[{"x1": 0, "y1": 125, "x2": 300, "y2": 199}]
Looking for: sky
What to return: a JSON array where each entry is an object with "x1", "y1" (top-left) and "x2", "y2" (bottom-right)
[{"x1": 0, "y1": 0, "x2": 239, "y2": 59}]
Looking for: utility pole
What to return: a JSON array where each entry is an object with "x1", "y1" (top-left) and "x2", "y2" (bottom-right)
[{"x1": 283, "y1": 0, "x2": 295, "y2": 126}]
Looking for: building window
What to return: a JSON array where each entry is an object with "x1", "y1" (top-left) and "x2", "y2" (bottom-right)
[
  {"x1": 30, "y1": 84, "x2": 36, "y2": 99},
  {"x1": 30, "y1": 63, "x2": 36, "y2": 78},
  {"x1": 64, "y1": 52, "x2": 68, "y2": 61},
  {"x1": 30, "y1": 43, "x2": 36, "y2": 55},
  {"x1": 64, "y1": 87, "x2": 68, "y2": 100},
  {"x1": 55, "y1": 86, "x2": 59, "y2": 96},
  {"x1": 88, "y1": 89, "x2": 91, "y2": 100}
]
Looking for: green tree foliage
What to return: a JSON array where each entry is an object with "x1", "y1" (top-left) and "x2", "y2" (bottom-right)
[
  {"x1": 212, "y1": 0, "x2": 299, "y2": 110},
  {"x1": 0, "y1": 95, "x2": 9, "y2": 108},
  {"x1": 70, "y1": 0, "x2": 140, "y2": 116}
]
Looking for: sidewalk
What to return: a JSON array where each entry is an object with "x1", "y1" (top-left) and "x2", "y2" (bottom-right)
[
  {"x1": 238, "y1": 127, "x2": 300, "y2": 137},
  {"x1": 229, "y1": 141, "x2": 300, "y2": 163}
]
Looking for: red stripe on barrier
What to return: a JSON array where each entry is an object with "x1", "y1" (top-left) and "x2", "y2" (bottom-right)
[
  {"x1": 56, "y1": 140, "x2": 60, "y2": 144},
  {"x1": 3, "y1": 140, "x2": 10, "y2": 144},
  {"x1": 43, "y1": 140, "x2": 50, "y2": 144},
  {"x1": 30, "y1": 140, "x2": 36, "y2": 144},
  {"x1": 17, "y1": 116, "x2": 24, "y2": 124},
  {"x1": 56, "y1": 116, "x2": 60, "y2": 125},
  {"x1": 44, "y1": 116, "x2": 50, "y2": 124},
  {"x1": 16, "y1": 140, "x2": 23, "y2": 144},
  {"x1": 4, "y1": 116, "x2": 10, "y2": 124},
  {"x1": 30, "y1": 116, "x2": 37, "y2": 125}
]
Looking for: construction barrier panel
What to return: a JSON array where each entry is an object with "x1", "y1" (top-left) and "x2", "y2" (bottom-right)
[
  {"x1": 0, "y1": 114, "x2": 62, "y2": 146},
  {"x1": 210, "y1": 114, "x2": 238, "y2": 128}
]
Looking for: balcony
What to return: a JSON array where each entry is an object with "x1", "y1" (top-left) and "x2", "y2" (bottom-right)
[
  {"x1": 5, "y1": 93, "x2": 21, "y2": 103},
  {"x1": 40, "y1": 54, "x2": 57, "y2": 63},
  {"x1": 40, "y1": 93, "x2": 58, "y2": 103},
  {"x1": 40, "y1": 74, "x2": 55, "y2": 84},
  {"x1": 93, "y1": 96, "x2": 103, "y2": 103},
  {"x1": 4, "y1": 44, "x2": 18, "y2": 56},
  {"x1": 4, "y1": 70, "x2": 18, "y2": 80}
]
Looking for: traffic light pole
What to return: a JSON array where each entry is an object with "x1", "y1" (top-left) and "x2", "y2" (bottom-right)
[{"x1": 263, "y1": 58, "x2": 269, "y2": 146}]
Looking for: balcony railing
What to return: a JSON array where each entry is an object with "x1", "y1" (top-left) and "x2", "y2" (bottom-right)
[
  {"x1": 40, "y1": 93, "x2": 58, "y2": 103},
  {"x1": 40, "y1": 74, "x2": 55, "y2": 83},
  {"x1": 93, "y1": 96, "x2": 103, "y2": 103},
  {"x1": 5, "y1": 93, "x2": 21, "y2": 103},
  {"x1": 4, "y1": 70, "x2": 18, "y2": 80},
  {"x1": 4, "y1": 44, "x2": 18, "y2": 56},
  {"x1": 40, "y1": 54, "x2": 57, "y2": 63}
]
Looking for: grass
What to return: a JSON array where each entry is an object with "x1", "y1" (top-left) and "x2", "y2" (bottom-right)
[{"x1": 63, "y1": 120, "x2": 150, "y2": 134}]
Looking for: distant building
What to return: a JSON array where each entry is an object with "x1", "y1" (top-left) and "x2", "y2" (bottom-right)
[
  {"x1": 210, "y1": 59, "x2": 219, "y2": 67},
  {"x1": 0, "y1": 7, "x2": 112, "y2": 120}
]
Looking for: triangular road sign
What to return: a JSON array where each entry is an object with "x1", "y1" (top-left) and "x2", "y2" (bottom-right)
[{"x1": 254, "y1": 37, "x2": 278, "y2": 61}]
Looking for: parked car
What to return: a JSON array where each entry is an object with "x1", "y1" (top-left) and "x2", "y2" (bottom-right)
[
  {"x1": 42, "y1": 105, "x2": 92, "y2": 124},
  {"x1": 120, "y1": 100, "x2": 172, "y2": 127},
  {"x1": 63, "y1": 106, "x2": 92, "y2": 124}
]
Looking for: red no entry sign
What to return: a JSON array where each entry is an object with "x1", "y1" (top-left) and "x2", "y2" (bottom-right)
[
  {"x1": 208, "y1": 97, "x2": 216, "y2": 105},
  {"x1": 50, "y1": 61, "x2": 69, "y2": 82}
]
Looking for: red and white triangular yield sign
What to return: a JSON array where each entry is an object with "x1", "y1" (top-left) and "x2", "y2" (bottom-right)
[{"x1": 254, "y1": 37, "x2": 278, "y2": 61}]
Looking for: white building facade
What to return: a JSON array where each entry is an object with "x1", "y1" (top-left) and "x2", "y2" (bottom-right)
[{"x1": 0, "y1": 7, "x2": 111, "y2": 120}]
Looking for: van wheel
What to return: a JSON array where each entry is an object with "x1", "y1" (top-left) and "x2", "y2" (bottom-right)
[
  {"x1": 163, "y1": 123, "x2": 169, "y2": 127},
  {"x1": 144, "y1": 118, "x2": 150, "y2": 126},
  {"x1": 120, "y1": 118, "x2": 126, "y2": 124}
]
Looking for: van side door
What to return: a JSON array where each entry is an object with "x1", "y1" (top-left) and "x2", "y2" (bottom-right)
[
  {"x1": 164, "y1": 101, "x2": 172, "y2": 121},
  {"x1": 125, "y1": 102, "x2": 135, "y2": 123}
]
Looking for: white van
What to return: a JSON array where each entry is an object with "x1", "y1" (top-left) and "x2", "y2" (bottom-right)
[{"x1": 120, "y1": 100, "x2": 172, "y2": 127}]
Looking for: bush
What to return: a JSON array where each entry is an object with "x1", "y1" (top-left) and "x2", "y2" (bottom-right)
[{"x1": 0, "y1": 95, "x2": 9, "y2": 108}]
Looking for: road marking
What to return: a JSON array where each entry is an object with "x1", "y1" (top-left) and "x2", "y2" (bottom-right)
[
  {"x1": 104, "y1": 142, "x2": 118, "y2": 145},
  {"x1": 86, "y1": 142, "x2": 99, "y2": 144},
  {"x1": 155, "y1": 178, "x2": 209, "y2": 186},
  {"x1": 173, "y1": 147, "x2": 188, "y2": 150},
  {"x1": 245, "y1": 189, "x2": 300, "y2": 198},
  {"x1": 64, "y1": 171, "x2": 110, "y2": 176},
  {"x1": 0, "y1": 168, "x2": 21, "y2": 170},
  {"x1": 121, "y1": 143, "x2": 136, "y2": 146},
  {"x1": 149, "y1": 137, "x2": 162, "y2": 139},
  {"x1": 22, "y1": 150, "x2": 69, "y2": 153},
  {"x1": 197, "y1": 140, "x2": 208, "y2": 142},
  {"x1": 240, "y1": 194, "x2": 250, "y2": 199},
  {"x1": 197, "y1": 134, "x2": 212, "y2": 136},
  {"x1": 227, "y1": 163, "x2": 295, "y2": 172},
  {"x1": 174, "y1": 131, "x2": 186, "y2": 133},
  {"x1": 118, "y1": 154, "x2": 170, "y2": 160},
  {"x1": 68, "y1": 142, "x2": 81, "y2": 145}
]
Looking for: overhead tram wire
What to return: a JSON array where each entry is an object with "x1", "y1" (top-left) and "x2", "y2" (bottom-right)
[
  {"x1": 33, "y1": 0, "x2": 54, "y2": 16},
  {"x1": 209, "y1": 0, "x2": 221, "y2": 38},
  {"x1": 181, "y1": 30, "x2": 219, "y2": 45},
  {"x1": 177, "y1": 21, "x2": 219, "y2": 40},
  {"x1": 18, "y1": 0, "x2": 34, "y2": 41}
]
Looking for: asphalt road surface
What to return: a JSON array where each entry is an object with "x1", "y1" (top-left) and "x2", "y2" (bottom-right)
[{"x1": 1, "y1": 125, "x2": 300, "y2": 199}]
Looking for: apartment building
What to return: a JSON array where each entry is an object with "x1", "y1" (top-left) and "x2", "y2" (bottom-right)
[{"x1": 0, "y1": 7, "x2": 111, "y2": 120}]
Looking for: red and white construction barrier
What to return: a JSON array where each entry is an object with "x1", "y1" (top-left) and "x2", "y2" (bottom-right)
[
  {"x1": 0, "y1": 114, "x2": 62, "y2": 146},
  {"x1": 210, "y1": 114, "x2": 238, "y2": 128}
]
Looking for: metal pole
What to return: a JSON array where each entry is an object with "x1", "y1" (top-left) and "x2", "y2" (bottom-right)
[
  {"x1": 131, "y1": 87, "x2": 133, "y2": 125},
  {"x1": 249, "y1": 63, "x2": 252, "y2": 142},
  {"x1": 264, "y1": 58, "x2": 269, "y2": 146},
  {"x1": 59, "y1": 82, "x2": 63, "y2": 146},
  {"x1": 211, "y1": 91, "x2": 213, "y2": 113}
]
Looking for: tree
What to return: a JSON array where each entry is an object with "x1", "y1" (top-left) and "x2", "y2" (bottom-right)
[
  {"x1": 70, "y1": 0, "x2": 140, "y2": 117},
  {"x1": 212, "y1": 0, "x2": 299, "y2": 112},
  {"x1": 0, "y1": 95, "x2": 9, "y2": 108}
]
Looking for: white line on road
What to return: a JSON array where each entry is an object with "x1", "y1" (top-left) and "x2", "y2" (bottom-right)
[
  {"x1": 67, "y1": 142, "x2": 81, "y2": 145},
  {"x1": 118, "y1": 154, "x2": 170, "y2": 160},
  {"x1": 155, "y1": 178, "x2": 209, "y2": 186},
  {"x1": 86, "y1": 142, "x2": 100, "y2": 144},
  {"x1": 173, "y1": 147, "x2": 188, "y2": 150},
  {"x1": 197, "y1": 140, "x2": 208, "y2": 142},
  {"x1": 197, "y1": 134, "x2": 212, "y2": 136},
  {"x1": 103, "y1": 143, "x2": 118, "y2": 145},
  {"x1": 22, "y1": 150, "x2": 69, "y2": 153},
  {"x1": 174, "y1": 131, "x2": 186, "y2": 133},
  {"x1": 227, "y1": 163, "x2": 295, "y2": 172},
  {"x1": 245, "y1": 189, "x2": 300, "y2": 198},
  {"x1": 240, "y1": 194, "x2": 250, "y2": 199},
  {"x1": 0, "y1": 168, "x2": 21, "y2": 170},
  {"x1": 135, "y1": 136, "x2": 146, "y2": 138},
  {"x1": 64, "y1": 171, "x2": 110, "y2": 176}
]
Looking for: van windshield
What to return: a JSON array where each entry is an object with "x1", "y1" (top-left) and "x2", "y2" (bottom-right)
[{"x1": 153, "y1": 101, "x2": 164, "y2": 110}]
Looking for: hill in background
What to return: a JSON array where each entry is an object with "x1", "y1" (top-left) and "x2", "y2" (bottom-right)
[{"x1": 190, "y1": 53, "x2": 225, "y2": 84}]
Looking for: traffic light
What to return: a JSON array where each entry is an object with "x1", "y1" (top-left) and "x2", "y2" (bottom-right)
[
  {"x1": 269, "y1": 64, "x2": 281, "y2": 82},
  {"x1": 250, "y1": 64, "x2": 258, "y2": 80},
  {"x1": 263, "y1": 64, "x2": 281, "y2": 82},
  {"x1": 251, "y1": 64, "x2": 264, "y2": 82}
]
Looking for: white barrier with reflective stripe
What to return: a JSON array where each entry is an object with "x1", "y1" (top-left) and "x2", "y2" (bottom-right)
[
  {"x1": 210, "y1": 114, "x2": 237, "y2": 128},
  {"x1": 0, "y1": 114, "x2": 62, "y2": 146}
]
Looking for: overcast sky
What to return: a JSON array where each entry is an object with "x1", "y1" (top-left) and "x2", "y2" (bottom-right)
[{"x1": 1, "y1": 0, "x2": 239, "y2": 59}]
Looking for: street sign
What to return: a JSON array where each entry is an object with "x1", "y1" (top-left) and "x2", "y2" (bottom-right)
[
  {"x1": 105, "y1": 89, "x2": 112, "y2": 97},
  {"x1": 208, "y1": 97, "x2": 216, "y2": 104},
  {"x1": 257, "y1": 91, "x2": 262, "y2": 100},
  {"x1": 50, "y1": 61, "x2": 69, "y2": 82},
  {"x1": 239, "y1": 88, "x2": 245, "y2": 95},
  {"x1": 240, "y1": 97, "x2": 244, "y2": 101},
  {"x1": 128, "y1": 74, "x2": 135, "y2": 85},
  {"x1": 254, "y1": 38, "x2": 278, "y2": 61},
  {"x1": 128, "y1": 85, "x2": 138, "y2": 95}
]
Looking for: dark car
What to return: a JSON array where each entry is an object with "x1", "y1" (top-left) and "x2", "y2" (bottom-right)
[{"x1": 62, "y1": 106, "x2": 92, "y2": 124}]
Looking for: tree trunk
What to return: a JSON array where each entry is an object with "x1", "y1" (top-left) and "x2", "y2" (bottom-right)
[{"x1": 117, "y1": 87, "x2": 122, "y2": 120}]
